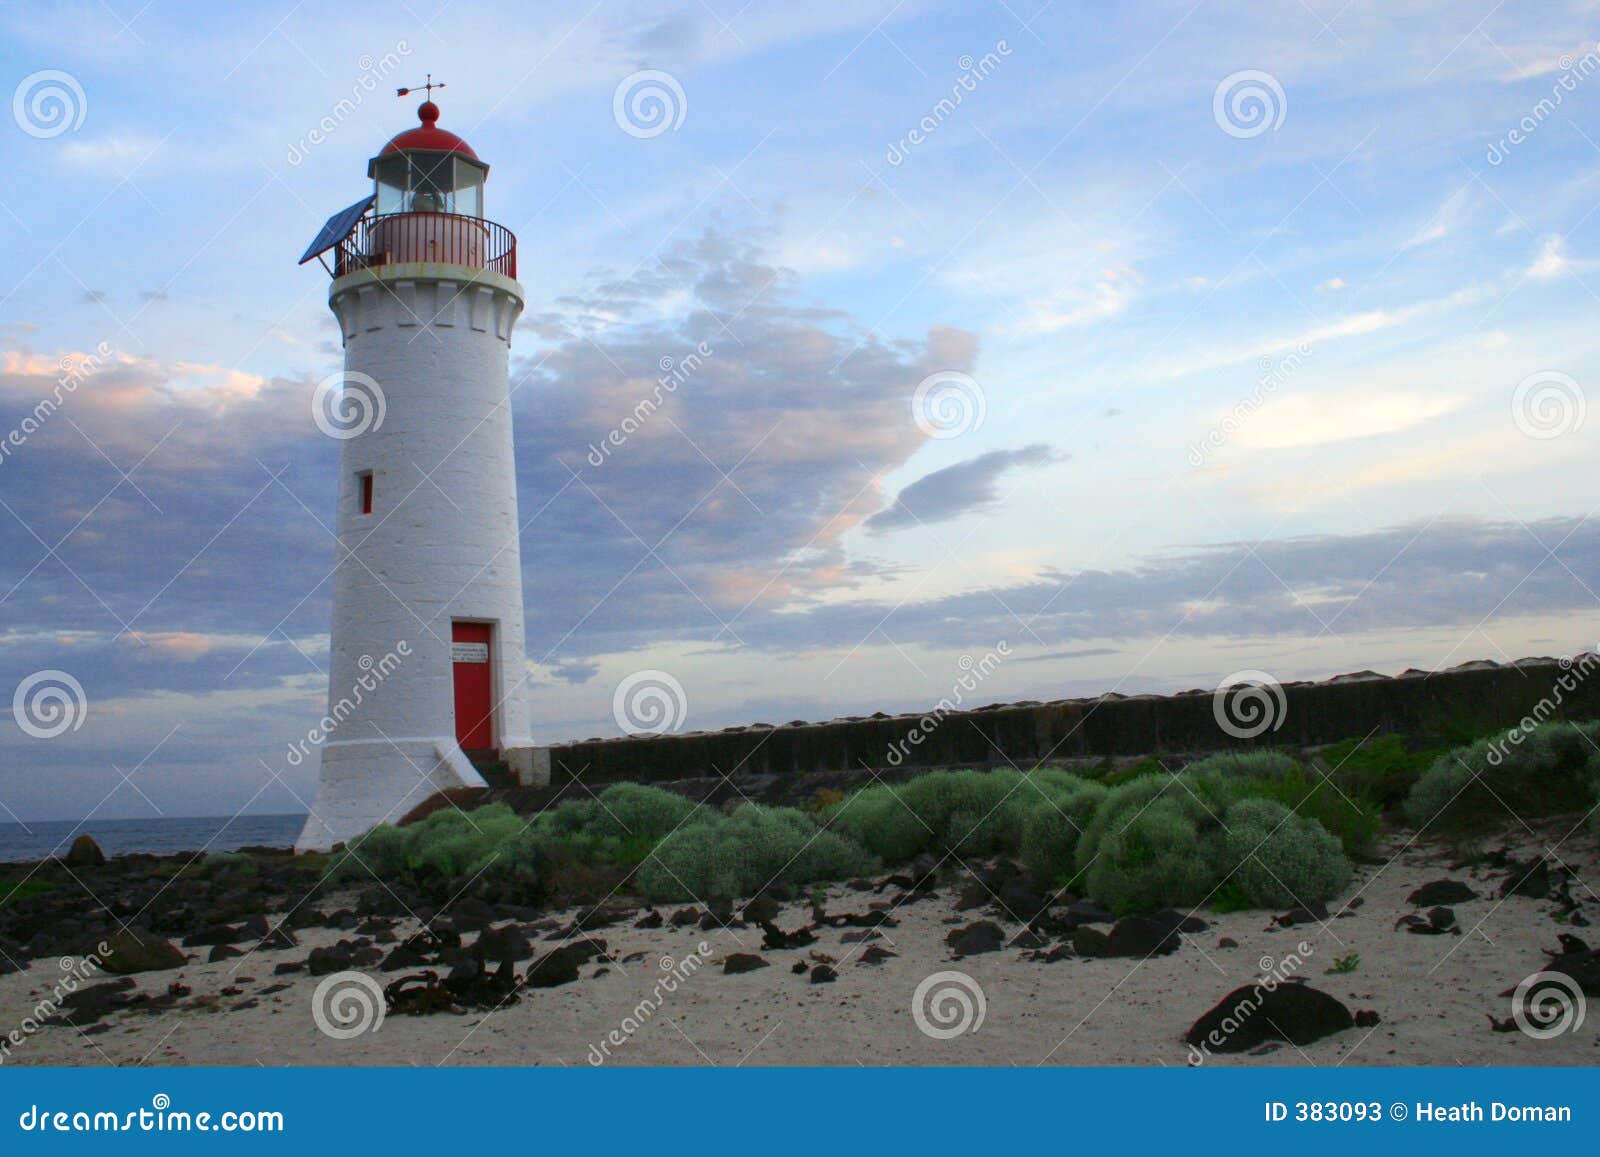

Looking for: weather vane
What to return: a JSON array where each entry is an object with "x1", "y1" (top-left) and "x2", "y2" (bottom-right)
[{"x1": 396, "y1": 74, "x2": 445, "y2": 100}]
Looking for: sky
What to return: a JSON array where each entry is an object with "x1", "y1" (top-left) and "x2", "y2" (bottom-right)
[{"x1": 1, "y1": 0, "x2": 1597, "y2": 823}]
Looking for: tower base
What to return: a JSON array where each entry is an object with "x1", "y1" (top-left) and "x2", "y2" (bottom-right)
[{"x1": 295, "y1": 738, "x2": 487, "y2": 853}]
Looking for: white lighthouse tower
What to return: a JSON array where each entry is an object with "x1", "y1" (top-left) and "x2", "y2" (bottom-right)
[{"x1": 295, "y1": 90, "x2": 536, "y2": 852}]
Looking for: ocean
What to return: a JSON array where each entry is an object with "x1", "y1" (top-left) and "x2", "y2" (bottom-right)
[{"x1": 0, "y1": 814, "x2": 307, "y2": 864}]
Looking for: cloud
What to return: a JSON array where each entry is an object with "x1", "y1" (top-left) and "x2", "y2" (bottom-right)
[
  {"x1": 865, "y1": 445, "x2": 1055, "y2": 533},
  {"x1": 1525, "y1": 234, "x2": 1572, "y2": 281}
]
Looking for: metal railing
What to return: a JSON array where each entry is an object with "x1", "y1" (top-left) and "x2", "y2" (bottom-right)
[{"x1": 334, "y1": 212, "x2": 517, "y2": 279}]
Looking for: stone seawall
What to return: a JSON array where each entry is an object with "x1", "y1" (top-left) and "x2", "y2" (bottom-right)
[{"x1": 532, "y1": 657, "x2": 1600, "y2": 793}]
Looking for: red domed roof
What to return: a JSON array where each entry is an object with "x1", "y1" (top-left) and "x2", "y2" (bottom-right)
[{"x1": 377, "y1": 101, "x2": 480, "y2": 161}]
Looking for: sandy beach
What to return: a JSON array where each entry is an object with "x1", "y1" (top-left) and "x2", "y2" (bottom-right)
[{"x1": 2, "y1": 826, "x2": 1595, "y2": 1068}]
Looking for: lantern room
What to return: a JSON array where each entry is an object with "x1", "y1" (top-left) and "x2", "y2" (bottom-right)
[{"x1": 369, "y1": 100, "x2": 488, "y2": 217}]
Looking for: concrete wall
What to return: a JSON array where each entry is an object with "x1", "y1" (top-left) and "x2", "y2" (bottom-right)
[{"x1": 527, "y1": 657, "x2": 1600, "y2": 793}]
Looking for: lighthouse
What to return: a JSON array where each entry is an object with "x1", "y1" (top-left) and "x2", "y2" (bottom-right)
[{"x1": 294, "y1": 91, "x2": 537, "y2": 852}]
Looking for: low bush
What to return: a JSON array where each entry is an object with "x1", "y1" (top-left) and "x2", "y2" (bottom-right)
[
  {"x1": 1085, "y1": 798, "x2": 1215, "y2": 915},
  {"x1": 1188, "y1": 750, "x2": 1380, "y2": 857},
  {"x1": 635, "y1": 804, "x2": 876, "y2": 902},
  {"x1": 1211, "y1": 797, "x2": 1352, "y2": 909},
  {"x1": 1018, "y1": 777, "x2": 1107, "y2": 887},
  {"x1": 1075, "y1": 771, "x2": 1232, "y2": 879},
  {"x1": 1313, "y1": 733, "x2": 1444, "y2": 811},
  {"x1": 826, "y1": 768, "x2": 1074, "y2": 862},
  {"x1": 1403, "y1": 720, "x2": 1600, "y2": 835}
]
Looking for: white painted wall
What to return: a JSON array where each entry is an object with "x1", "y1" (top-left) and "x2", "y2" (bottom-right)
[{"x1": 297, "y1": 263, "x2": 530, "y2": 852}]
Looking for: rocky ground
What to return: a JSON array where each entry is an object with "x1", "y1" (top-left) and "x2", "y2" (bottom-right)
[{"x1": 1, "y1": 827, "x2": 1597, "y2": 1067}]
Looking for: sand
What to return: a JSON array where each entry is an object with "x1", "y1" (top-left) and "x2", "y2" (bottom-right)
[{"x1": 2, "y1": 831, "x2": 1596, "y2": 1068}]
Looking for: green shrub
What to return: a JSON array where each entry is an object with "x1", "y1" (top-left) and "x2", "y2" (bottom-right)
[
  {"x1": 1211, "y1": 797, "x2": 1351, "y2": 908},
  {"x1": 636, "y1": 804, "x2": 876, "y2": 902},
  {"x1": 1404, "y1": 720, "x2": 1600, "y2": 835},
  {"x1": 1019, "y1": 778, "x2": 1107, "y2": 886},
  {"x1": 1085, "y1": 798, "x2": 1215, "y2": 915},
  {"x1": 1314, "y1": 733, "x2": 1443, "y2": 811},
  {"x1": 1191, "y1": 750, "x2": 1379, "y2": 857},
  {"x1": 1075, "y1": 771, "x2": 1232, "y2": 879},
  {"x1": 827, "y1": 769, "x2": 1045, "y2": 862},
  {"x1": 537, "y1": 782, "x2": 706, "y2": 843}
]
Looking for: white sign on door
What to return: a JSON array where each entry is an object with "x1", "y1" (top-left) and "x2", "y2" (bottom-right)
[{"x1": 451, "y1": 642, "x2": 489, "y2": 663}]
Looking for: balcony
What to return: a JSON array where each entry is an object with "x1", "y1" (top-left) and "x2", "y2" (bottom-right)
[{"x1": 334, "y1": 212, "x2": 517, "y2": 280}]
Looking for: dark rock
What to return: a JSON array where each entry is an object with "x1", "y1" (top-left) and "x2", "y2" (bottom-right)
[
  {"x1": 1150, "y1": 908, "x2": 1208, "y2": 934},
  {"x1": 1105, "y1": 914, "x2": 1181, "y2": 958},
  {"x1": 1407, "y1": 880, "x2": 1477, "y2": 906},
  {"x1": 523, "y1": 938, "x2": 607, "y2": 989},
  {"x1": 207, "y1": 944, "x2": 243, "y2": 963},
  {"x1": 723, "y1": 953, "x2": 769, "y2": 975},
  {"x1": 810, "y1": 964, "x2": 838, "y2": 984},
  {"x1": 272, "y1": 961, "x2": 304, "y2": 975},
  {"x1": 1185, "y1": 981, "x2": 1356, "y2": 1053},
  {"x1": 99, "y1": 927, "x2": 187, "y2": 974},
  {"x1": 307, "y1": 944, "x2": 354, "y2": 976},
  {"x1": 742, "y1": 895, "x2": 781, "y2": 924},
  {"x1": 182, "y1": 925, "x2": 242, "y2": 948},
  {"x1": 859, "y1": 945, "x2": 897, "y2": 965},
  {"x1": 64, "y1": 835, "x2": 107, "y2": 868},
  {"x1": 633, "y1": 909, "x2": 664, "y2": 929},
  {"x1": 945, "y1": 921, "x2": 1005, "y2": 956},
  {"x1": 760, "y1": 921, "x2": 816, "y2": 950},
  {"x1": 1010, "y1": 929, "x2": 1048, "y2": 950},
  {"x1": 670, "y1": 907, "x2": 702, "y2": 927},
  {"x1": 258, "y1": 925, "x2": 298, "y2": 951},
  {"x1": 790, "y1": 961, "x2": 809, "y2": 975},
  {"x1": 1274, "y1": 901, "x2": 1330, "y2": 927},
  {"x1": 840, "y1": 929, "x2": 882, "y2": 944},
  {"x1": 1218, "y1": 937, "x2": 1239, "y2": 949},
  {"x1": 1072, "y1": 926, "x2": 1110, "y2": 957},
  {"x1": 1354, "y1": 1009, "x2": 1382, "y2": 1028}
]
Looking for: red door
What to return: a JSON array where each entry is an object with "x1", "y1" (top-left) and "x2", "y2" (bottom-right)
[{"x1": 451, "y1": 621, "x2": 494, "y2": 752}]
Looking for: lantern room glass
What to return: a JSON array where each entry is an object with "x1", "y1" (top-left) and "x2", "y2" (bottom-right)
[{"x1": 372, "y1": 154, "x2": 486, "y2": 217}]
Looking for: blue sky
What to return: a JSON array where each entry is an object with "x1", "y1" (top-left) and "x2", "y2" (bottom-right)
[{"x1": 1, "y1": 0, "x2": 1598, "y2": 823}]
